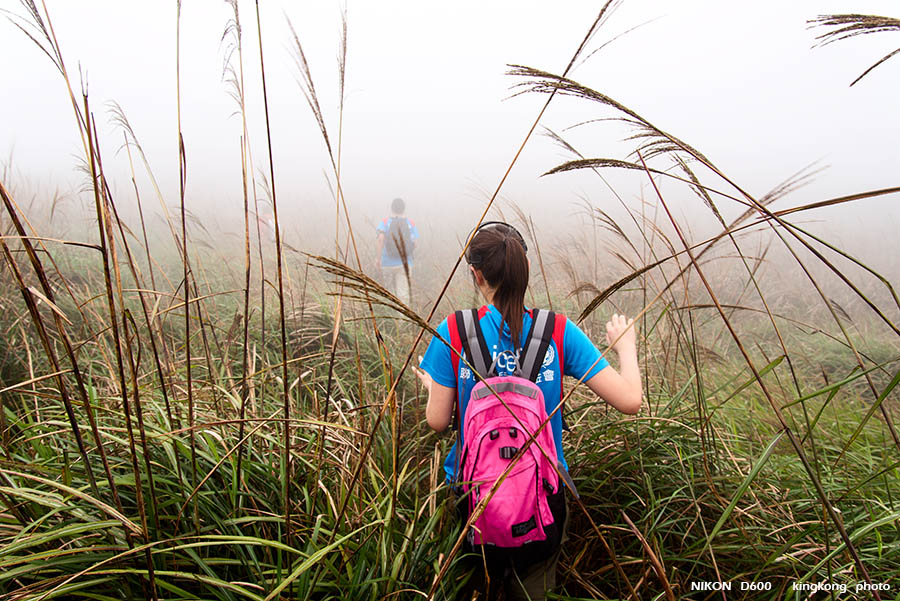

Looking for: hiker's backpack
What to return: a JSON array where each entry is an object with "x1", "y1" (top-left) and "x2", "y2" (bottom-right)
[
  {"x1": 448, "y1": 307, "x2": 574, "y2": 549},
  {"x1": 384, "y1": 217, "x2": 414, "y2": 261}
]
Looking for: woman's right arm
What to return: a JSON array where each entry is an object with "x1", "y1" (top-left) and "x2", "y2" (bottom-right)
[
  {"x1": 585, "y1": 314, "x2": 642, "y2": 415},
  {"x1": 414, "y1": 318, "x2": 458, "y2": 432},
  {"x1": 423, "y1": 376, "x2": 455, "y2": 432},
  {"x1": 412, "y1": 360, "x2": 455, "y2": 431}
]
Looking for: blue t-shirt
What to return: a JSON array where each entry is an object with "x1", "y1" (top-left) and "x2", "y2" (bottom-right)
[
  {"x1": 419, "y1": 304, "x2": 609, "y2": 482},
  {"x1": 377, "y1": 216, "x2": 419, "y2": 267}
]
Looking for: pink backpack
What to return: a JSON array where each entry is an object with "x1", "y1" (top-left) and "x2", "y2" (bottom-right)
[{"x1": 448, "y1": 308, "x2": 573, "y2": 548}]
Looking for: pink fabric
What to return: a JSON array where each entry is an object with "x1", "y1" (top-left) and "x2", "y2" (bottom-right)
[{"x1": 460, "y1": 375, "x2": 560, "y2": 547}]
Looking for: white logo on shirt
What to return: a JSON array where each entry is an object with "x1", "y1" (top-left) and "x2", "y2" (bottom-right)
[
  {"x1": 492, "y1": 350, "x2": 520, "y2": 374},
  {"x1": 535, "y1": 369, "x2": 555, "y2": 384},
  {"x1": 542, "y1": 346, "x2": 555, "y2": 368}
]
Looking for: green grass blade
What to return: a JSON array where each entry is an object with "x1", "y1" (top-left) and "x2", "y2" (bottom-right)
[{"x1": 706, "y1": 429, "x2": 785, "y2": 544}]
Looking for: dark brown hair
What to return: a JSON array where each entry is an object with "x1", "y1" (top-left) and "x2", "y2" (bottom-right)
[{"x1": 466, "y1": 223, "x2": 529, "y2": 346}]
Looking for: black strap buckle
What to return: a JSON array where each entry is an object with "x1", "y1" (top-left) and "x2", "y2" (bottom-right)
[{"x1": 500, "y1": 446, "x2": 518, "y2": 460}]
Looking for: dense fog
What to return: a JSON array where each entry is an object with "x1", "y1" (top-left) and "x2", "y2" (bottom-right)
[{"x1": 2, "y1": 0, "x2": 899, "y2": 305}]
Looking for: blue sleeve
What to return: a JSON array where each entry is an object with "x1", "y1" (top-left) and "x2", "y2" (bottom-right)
[
  {"x1": 376, "y1": 219, "x2": 388, "y2": 235},
  {"x1": 410, "y1": 224, "x2": 419, "y2": 241},
  {"x1": 420, "y1": 319, "x2": 457, "y2": 388},
  {"x1": 563, "y1": 318, "x2": 609, "y2": 381}
]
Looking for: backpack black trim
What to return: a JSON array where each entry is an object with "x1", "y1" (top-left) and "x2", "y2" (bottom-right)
[
  {"x1": 456, "y1": 307, "x2": 557, "y2": 383},
  {"x1": 518, "y1": 308, "x2": 556, "y2": 382},
  {"x1": 450, "y1": 308, "x2": 561, "y2": 428},
  {"x1": 456, "y1": 309, "x2": 492, "y2": 379}
]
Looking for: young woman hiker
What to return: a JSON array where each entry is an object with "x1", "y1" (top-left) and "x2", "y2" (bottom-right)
[{"x1": 413, "y1": 222, "x2": 642, "y2": 600}]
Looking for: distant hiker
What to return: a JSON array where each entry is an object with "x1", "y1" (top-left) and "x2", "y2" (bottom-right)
[
  {"x1": 413, "y1": 221, "x2": 642, "y2": 600},
  {"x1": 376, "y1": 197, "x2": 418, "y2": 305}
]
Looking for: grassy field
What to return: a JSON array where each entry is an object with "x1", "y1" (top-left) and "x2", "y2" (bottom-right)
[{"x1": 2, "y1": 2, "x2": 900, "y2": 600}]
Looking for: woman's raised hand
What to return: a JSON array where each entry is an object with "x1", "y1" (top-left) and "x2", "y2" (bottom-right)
[
  {"x1": 412, "y1": 355, "x2": 433, "y2": 394},
  {"x1": 606, "y1": 313, "x2": 637, "y2": 353}
]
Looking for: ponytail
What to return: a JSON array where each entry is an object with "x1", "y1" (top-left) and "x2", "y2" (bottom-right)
[{"x1": 466, "y1": 223, "x2": 529, "y2": 346}]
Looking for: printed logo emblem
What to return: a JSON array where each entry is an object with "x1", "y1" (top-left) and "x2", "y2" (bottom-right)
[
  {"x1": 493, "y1": 350, "x2": 519, "y2": 375},
  {"x1": 542, "y1": 346, "x2": 555, "y2": 368}
]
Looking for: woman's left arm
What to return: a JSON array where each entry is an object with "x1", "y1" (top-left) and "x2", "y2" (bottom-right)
[{"x1": 585, "y1": 314, "x2": 642, "y2": 414}]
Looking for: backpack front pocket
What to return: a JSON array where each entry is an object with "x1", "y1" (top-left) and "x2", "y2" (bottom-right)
[{"x1": 466, "y1": 428, "x2": 548, "y2": 547}]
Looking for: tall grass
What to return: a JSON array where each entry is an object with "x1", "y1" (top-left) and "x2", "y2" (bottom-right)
[{"x1": 1, "y1": 2, "x2": 899, "y2": 600}]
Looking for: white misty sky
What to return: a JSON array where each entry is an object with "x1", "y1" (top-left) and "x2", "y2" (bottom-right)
[{"x1": 1, "y1": 0, "x2": 898, "y2": 252}]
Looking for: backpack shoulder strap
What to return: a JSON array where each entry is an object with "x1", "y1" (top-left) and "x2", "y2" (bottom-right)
[
  {"x1": 518, "y1": 308, "x2": 556, "y2": 382},
  {"x1": 551, "y1": 313, "x2": 571, "y2": 430},
  {"x1": 455, "y1": 308, "x2": 492, "y2": 380},
  {"x1": 447, "y1": 312, "x2": 463, "y2": 431},
  {"x1": 447, "y1": 312, "x2": 463, "y2": 384}
]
